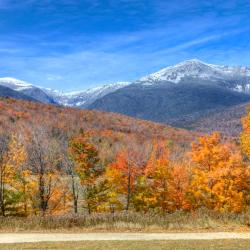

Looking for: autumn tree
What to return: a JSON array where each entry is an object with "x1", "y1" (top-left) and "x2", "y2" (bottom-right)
[
  {"x1": 131, "y1": 175, "x2": 153, "y2": 212},
  {"x1": 189, "y1": 132, "x2": 249, "y2": 213},
  {"x1": 100, "y1": 164, "x2": 124, "y2": 213},
  {"x1": 28, "y1": 128, "x2": 66, "y2": 215},
  {"x1": 167, "y1": 162, "x2": 191, "y2": 211},
  {"x1": 108, "y1": 149, "x2": 144, "y2": 211},
  {"x1": 0, "y1": 133, "x2": 31, "y2": 216},
  {"x1": 239, "y1": 105, "x2": 250, "y2": 205},
  {"x1": 65, "y1": 157, "x2": 81, "y2": 214},
  {"x1": 5, "y1": 133, "x2": 31, "y2": 215},
  {"x1": 144, "y1": 141, "x2": 171, "y2": 212},
  {"x1": 69, "y1": 132, "x2": 103, "y2": 214},
  {"x1": 0, "y1": 133, "x2": 12, "y2": 216},
  {"x1": 240, "y1": 104, "x2": 250, "y2": 158}
]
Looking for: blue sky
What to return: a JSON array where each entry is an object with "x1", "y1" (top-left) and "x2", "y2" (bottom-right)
[{"x1": 0, "y1": 0, "x2": 250, "y2": 91}]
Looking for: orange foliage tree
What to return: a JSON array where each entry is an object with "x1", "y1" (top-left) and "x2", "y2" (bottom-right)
[
  {"x1": 144, "y1": 141, "x2": 171, "y2": 211},
  {"x1": 189, "y1": 132, "x2": 249, "y2": 213},
  {"x1": 168, "y1": 162, "x2": 191, "y2": 211},
  {"x1": 69, "y1": 132, "x2": 103, "y2": 214},
  {"x1": 143, "y1": 141, "x2": 191, "y2": 212},
  {"x1": 107, "y1": 150, "x2": 143, "y2": 211},
  {"x1": 241, "y1": 104, "x2": 250, "y2": 158},
  {"x1": 239, "y1": 105, "x2": 250, "y2": 205}
]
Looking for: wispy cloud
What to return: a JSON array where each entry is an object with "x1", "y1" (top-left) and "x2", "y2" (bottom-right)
[
  {"x1": 0, "y1": 0, "x2": 250, "y2": 90},
  {"x1": 158, "y1": 28, "x2": 249, "y2": 55}
]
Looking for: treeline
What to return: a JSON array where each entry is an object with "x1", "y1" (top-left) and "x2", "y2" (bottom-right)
[
  {"x1": 0, "y1": 103, "x2": 249, "y2": 216},
  {"x1": 67, "y1": 131, "x2": 249, "y2": 215}
]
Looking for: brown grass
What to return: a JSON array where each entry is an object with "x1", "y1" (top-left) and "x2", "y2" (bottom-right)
[
  {"x1": 0, "y1": 209, "x2": 249, "y2": 233},
  {"x1": 1, "y1": 240, "x2": 250, "y2": 250}
]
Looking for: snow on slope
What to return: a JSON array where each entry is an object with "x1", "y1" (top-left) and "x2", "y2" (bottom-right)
[
  {"x1": 2, "y1": 59, "x2": 250, "y2": 106},
  {"x1": 0, "y1": 77, "x2": 130, "y2": 107},
  {"x1": 139, "y1": 59, "x2": 250, "y2": 85},
  {"x1": 56, "y1": 82, "x2": 131, "y2": 107},
  {"x1": 0, "y1": 77, "x2": 33, "y2": 91},
  {"x1": 42, "y1": 82, "x2": 131, "y2": 107}
]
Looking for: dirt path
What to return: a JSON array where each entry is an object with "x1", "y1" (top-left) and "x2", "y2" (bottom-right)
[{"x1": 0, "y1": 232, "x2": 250, "y2": 243}]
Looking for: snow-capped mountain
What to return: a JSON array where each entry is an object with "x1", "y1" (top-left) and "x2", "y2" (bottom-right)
[
  {"x1": 2, "y1": 59, "x2": 250, "y2": 123},
  {"x1": 0, "y1": 77, "x2": 56, "y2": 104},
  {"x1": 138, "y1": 59, "x2": 250, "y2": 92},
  {"x1": 59, "y1": 82, "x2": 130, "y2": 107},
  {"x1": 89, "y1": 59, "x2": 250, "y2": 127},
  {"x1": 42, "y1": 82, "x2": 130, "y2": 107},
  {"x1": 0, "y1": 77, "x2": 131, "y2": 107},
  {"x1": 0, "y1": 77, "x2": 33, "y2": 91}
]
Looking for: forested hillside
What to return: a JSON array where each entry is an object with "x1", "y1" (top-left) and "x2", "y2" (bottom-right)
[
  {"x1": 190, "y1": 103, "x2": 248, "y2": 138},
  {"x1": 0, "y1": 98, "x2": 195, "y2": 145},
  {"x1": 0, "y1": 97, "x2": 249, "y2": 218}
]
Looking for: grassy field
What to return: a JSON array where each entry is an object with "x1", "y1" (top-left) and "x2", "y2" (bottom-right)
[
  {"x1": 0, "y1": 209, "x2": 249, "y2": 233},
  {"x1": 0, "y1": 240, "x2": 250, "y2": 250}
]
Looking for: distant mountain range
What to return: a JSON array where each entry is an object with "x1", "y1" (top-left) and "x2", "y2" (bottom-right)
[
  {"x1": 0, "y1": 77, "x2": 130, "y2": 107},
  {"x1": 1, "y1": 59, "x2": 250, "y2": 132},
  {"x1": 45, "y1": 82, "x2": 130, "y2": 107}
]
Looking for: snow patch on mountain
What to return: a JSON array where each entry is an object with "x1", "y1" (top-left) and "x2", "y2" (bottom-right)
[
  {"x1": 58, "y1": 82, "x2": 131, "y2": 107},
  {"x1": 139, "y1": 59, "x2": 250, "y2": 85},
  {"x1": 2, "y1": 59, "x2": 250, "y2": 107},
  {"x1": 0, "y1": 77, "x2": 33, "y2": 91},
  {"x1": 41, "y1": 82, "x2": 131, "y2": 107},
  {"x1": 0, "y1": 77, "x2": 130, "y2": 107}
]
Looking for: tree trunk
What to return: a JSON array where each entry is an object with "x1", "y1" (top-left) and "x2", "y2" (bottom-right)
[
  {"x1": 0, "y1": 185, "x2": 5, "y2": 216},
  {"x1": 71, "y1": 175, "x2": 78, "y2": 214},
  {"x1": 126, "y1": 171, "x2": 131, "y2": 211},
  {"x1": 39, "y1": 174, "x2": 47, "y2": 215}
]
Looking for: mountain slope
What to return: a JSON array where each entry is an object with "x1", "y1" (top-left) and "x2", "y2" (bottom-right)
[
  {"x1": 89, "y1": 81, "x2": 250, "y2": 127},
  {"x1": 49, "y1": 82, "x2": 130, "y2": 107},
  {"x1": 0, "y1": 78, "x2": 56, "y2": 104},
  {"x1": 0, "y1": 78, "x2": 130, "y2": 107},
  {"x1": 2, "y1": 59, "x2": 250, "y2": 131},
  {"x1": 0, "y1": 98, "x2": 196, "y2": 148},
  {"x1": 189, "y1": 103, "x2": 248, "y2": 138},
  {"x1": 0, "y1": 85, "x2": 36, "y2": 102},
  {"x1": 138, "y1": 59, "x2": 250, "y2": 91}
]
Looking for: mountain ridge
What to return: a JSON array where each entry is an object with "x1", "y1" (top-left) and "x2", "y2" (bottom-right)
[
  {"x1": 2, "y1": 59, "x2": 250, "y2": 106},
  {"x1": 1, "y1": 59, "x2": 250, "y2": 134},
  {"x1": 88, "y1": 59, "x2": 250, "y2": 129},
  {"x1": 0, "y1": 77, "x2": 131, "y2": 107}
]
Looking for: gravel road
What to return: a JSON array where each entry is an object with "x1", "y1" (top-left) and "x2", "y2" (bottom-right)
[{"x1": 0, "y1": 232, "x2": 250, "y2": 243}]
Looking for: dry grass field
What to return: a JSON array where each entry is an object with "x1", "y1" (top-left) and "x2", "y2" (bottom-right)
[
  {"x1": 0, "y1": 209, "x2": 249, "y2": 233},
  {"x1": 0, "y1": 240, "x2": 250, "y2": 250}
]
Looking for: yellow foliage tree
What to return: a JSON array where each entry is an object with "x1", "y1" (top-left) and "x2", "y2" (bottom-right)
[
  {"x1": 0, "y1": 133, "x2": 33, "y2": 216},
  {"x1": 241, "y1": 104, "x2": 250, "y2": 158},
  {"x1": 98, "y1": 165, "x2": 124, "y2": 213},
  {"x1": 239, "y1": 105, "x2": 250, "y2": 205},
  {"x1": 190, "y1": 132, "x2": 249, "y2": 213}
]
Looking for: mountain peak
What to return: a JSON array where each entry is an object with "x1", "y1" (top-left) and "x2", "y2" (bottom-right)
[
  {"x1": 138, "y1": 59, "x2": 250, "y2": 84},
  {"x1": 45, "y1": 81, "x2": 131, "y2": 107},
  {"x1": 0, "y1": 77, "x2": 33, "y2": 91},
  {"x1": 178, "y1": 58, "x2": 208, "y2": 65},
  {"x1": 139, "y1": 59, "x2": 216, "y2": 84},
  {"x1": 0, "y1": 77, "x2": 31, "y2": 86}
]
